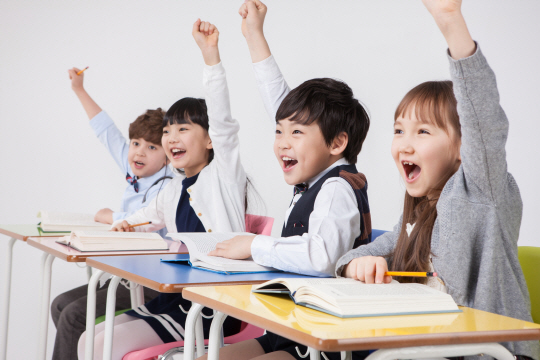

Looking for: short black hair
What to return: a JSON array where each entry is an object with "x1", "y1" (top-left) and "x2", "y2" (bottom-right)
[
  {"x1": 275, "y1": 78, "x2": 370, "y2": 164},
  {"x1": 163, "y1": 97, "x2": 214, "y2": 163}
]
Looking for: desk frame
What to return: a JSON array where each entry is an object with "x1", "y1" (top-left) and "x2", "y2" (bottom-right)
[
  {"x1": 0, "y1": 225, "x2": 67, "y2": 360},
  {"x1": 85, "y1": 255, "x2": 312, "y2": 360},
  {"x1": 26, "y1": 237, "x2": 184, "y2": 360},
  {"x1": 183, "y1": 287, "x2": 540, "y2": 360}
]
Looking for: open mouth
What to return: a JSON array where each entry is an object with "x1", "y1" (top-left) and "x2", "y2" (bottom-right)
[
  {"x1": 133, "y1": 161, "x2": 145, "y2": 169},
  {"x1": 402, "y1": 161, "x2": 421, "y2": 182},
  {"x1": 171, "y1": 148, "x2": 186, "y2": 159},
  {"x1": 282, "y1": 156, "x2": 298, "y2": 172}
]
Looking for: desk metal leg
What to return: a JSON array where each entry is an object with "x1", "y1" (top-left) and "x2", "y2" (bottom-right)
[
  {"x1": 0, "y1": 237, "x2": 16, "y2": 360},
  {"x1": 84, "y1": 270, "x2": 105, "y2": 360},
  {"x1": 86, "y1": 265, "x2": 93, "y2": 283},
  {"x1": 341, "y1": 351, "x2": 352, "y2": 360},
  {"x1": 129, "y1": 281, "x2": 144, "y2": 308},
  {"x1": 207, "y1": 311, "x2": 228, "y2": 360},
  {"x1": 307, "y1": 347, "x2": 321, "y2": 360},
  {"x1": 183, "y1": 302, "x2": 204, "y2": 360},
  {"x1": 364, "y1": 343, "x2": 515, "y2": 360},
  {"x1": 37, "y1": 254, "x2": 55, "y2": 360},
  {"x1": 102, "y1": 275, "x2": 122, "y2": 360}
]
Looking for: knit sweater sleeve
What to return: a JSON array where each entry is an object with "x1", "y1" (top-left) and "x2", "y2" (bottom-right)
[
  {"x1": 335, "y1": 218, "x2": 402, "y2": 277},
  {"x1": 448, "y1": 44, "x2": 512, "y2": 205}
]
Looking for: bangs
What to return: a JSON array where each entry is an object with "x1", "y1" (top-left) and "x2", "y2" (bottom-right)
[
  {"x1": 163, "y1": 97, "x2": 209, "y2": 131},
  {"x1": 279, "y1": 108, "x2": 318, "y2": 126},
  {"x1": 395, "y1": 81, "x2": 459, "y2": 136}
]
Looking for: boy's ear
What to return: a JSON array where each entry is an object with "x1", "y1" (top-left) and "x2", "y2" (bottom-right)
[
  {"x1": 329, "y1": 132, "x2": 348, "y2": 156},
  {"x1": 206, "y1": 138, "x2": 213, "y2": 150}
]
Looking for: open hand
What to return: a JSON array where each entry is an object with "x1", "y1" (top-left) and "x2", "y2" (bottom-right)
[
  {"x1": 342, "y1": 256, "x2": 392, "y2": 284},
  {"x1": 68, "y1": 67, "x2": 85, "y2": 92},
  {"x1": 207, "y1": 235, "x2": 256, "y2": 260},
  {"x1": 111, "y1": 220, "x2": 134, "y2": 232},
  {"x1": 239, "y1": 0, "x2": 267, "y2": 39}
]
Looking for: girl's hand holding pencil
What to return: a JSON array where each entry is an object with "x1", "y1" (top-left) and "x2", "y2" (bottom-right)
[
  {"x1": 111, "y1": 220, "x2": 151, "y2": 232},
  {"x1": 342, "y1": 256, "x2": 393, "y2": 284}
]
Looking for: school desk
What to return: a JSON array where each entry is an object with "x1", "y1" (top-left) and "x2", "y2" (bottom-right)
[
  {"x1": 0, "y1": 225, "x2": 69, "y2": 360},
  {"x1": 84, "y1": 254, "x2": 313, "y2": 360},
  {"x1": 183, "y1": 285, "x2": 540, "y2": 360},
  {"x1": 25, "y1": 237, "x2": 187, "y2": 360}
]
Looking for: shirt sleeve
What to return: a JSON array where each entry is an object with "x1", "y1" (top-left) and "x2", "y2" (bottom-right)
[
  {"x1": 111, "y1": 181, "x2": 170, "y2": 233},
  {"x1": 334, "y1": 219, "x2": 402, "y2": 277},
  {"x1": 448, "y1": 44, "x2": 511, "y2": 204},
  {"x1": 251, "y1": 55, "x2": 291, "y2": 124},
  {"x1": 203, "y1": 62, "x2": 246, "y2": 184},
  {"x1": 112, "y1": 212, "x2": 128, "y2": 222},
  {"x1": 251, "y1": 178, "x2": 360, "y2": 277},
  {"x1": 89, "y1": 111, "x2": 130, "y2": 174}
]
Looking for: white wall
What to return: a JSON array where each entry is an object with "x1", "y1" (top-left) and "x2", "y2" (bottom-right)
[{"x1": 1, "y1": 0, "x2": 539, "y2": 358}]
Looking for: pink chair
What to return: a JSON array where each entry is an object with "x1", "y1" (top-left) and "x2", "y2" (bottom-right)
[{"x1": 122, "y1": 214, "x2": 273, "y2": 360}]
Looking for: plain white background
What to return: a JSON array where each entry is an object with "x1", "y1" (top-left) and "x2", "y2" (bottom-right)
[{"x1": 1, "y1": 0, "x2": 539, "y2": 358}]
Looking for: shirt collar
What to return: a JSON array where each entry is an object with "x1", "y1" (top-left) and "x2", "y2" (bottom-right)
[
  {"x1": 306, "y1": 158, "x2": 350, "y2": 188},
  {"x1": 134, "y1": 165, "x2": 169, "y2": 188}
]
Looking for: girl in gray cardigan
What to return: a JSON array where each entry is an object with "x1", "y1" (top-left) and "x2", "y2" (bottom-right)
[{"x1": 336, "y1": 1, "x2": 539, "y2": 359}]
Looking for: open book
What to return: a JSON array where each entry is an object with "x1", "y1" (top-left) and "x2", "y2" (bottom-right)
[
  {"x1": 38, "y1": 211, "x2": 111, "y2": 232},
  {"x1": 56, "y1": 231, "x2": 168, "y2": 252},
  {"x1": 252, "y1": 277, "x2": 460, "y2": 318},
  {"x1": 165, "y1": 232, "x2": 278, "y2": 274}
]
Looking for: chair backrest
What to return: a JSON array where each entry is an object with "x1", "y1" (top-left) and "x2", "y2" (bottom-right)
[
  {"x1": 372, "y1": 229, "x2": 388, "y2": 241},
  {"x1": 245, "y1": 214, "x2": 274, "y2": 236},
  {"x1": 518, "y1": 246, "x2": 540, "y2": 324}
]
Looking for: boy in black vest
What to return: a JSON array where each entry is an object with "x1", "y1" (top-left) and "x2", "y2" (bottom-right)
[{"x1": 205, "y1": 1, "x2": 371, "y2": 360}]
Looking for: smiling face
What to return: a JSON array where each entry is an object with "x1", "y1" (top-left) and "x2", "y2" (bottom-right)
[
  {"x1": 274, "y1": 118, "x2": 345, "y2": 185},
  {"x1": 127, "y1": 138, "x2": 167, "y2": 178},
  {"x1": 391, "y1": 112, "x2": 461, "y2": 198},
  {"x1": 162, "y1": 122, "x2": 212, "y2": 178}
]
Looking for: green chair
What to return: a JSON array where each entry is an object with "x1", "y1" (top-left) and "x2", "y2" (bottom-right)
[
  {"x1": 95, "y1": 309, "x2": 130, "y2": 325},
  {"x1": 518, "y1": 246, "x2": 540, "y2": 324}
]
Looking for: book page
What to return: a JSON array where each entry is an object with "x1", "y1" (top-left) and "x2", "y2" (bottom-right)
[
  {"x1": 167, "y1": 232, "x2": 251, "y2": 254},
  {"x1": 75, "y1": 231, "x2": 163, "y2": 240},
  {"x1": 41, "y1": 211, "x2": 102, "y2": 226},
  {"x1": 320, "y1": 282, "x2": 441, "y2": 299}
]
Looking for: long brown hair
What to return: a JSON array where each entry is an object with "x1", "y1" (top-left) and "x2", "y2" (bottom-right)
[{"x1": 389, "y1": 81, "x2": 461, "y2": 284}]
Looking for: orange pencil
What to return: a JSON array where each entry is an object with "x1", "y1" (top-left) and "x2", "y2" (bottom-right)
[
  {"x1": 76, "y1": 66, "x2": 89, "y2": 75},
  {"x1": 385, "y1": 271, "x2": 437, "y2": 277},
  {"x1": 129, "y1": 221, "x2": 152, "y2": 228}
]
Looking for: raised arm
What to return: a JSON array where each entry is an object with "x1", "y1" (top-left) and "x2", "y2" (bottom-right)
[
  {"x1": 69, "y1": 68, "x2": 130, "y2": 174},
  {"x1": 240, "y1": 0, "x2": 290, "y2": 122},
  {"x1": 68, "y1": 68, "x2": 102, "y2": 120},
  {"x1": 424, "y1": 0, "x2": 512, "y2": 201},
  {"x1": 192, "y1": 20, "x2": 246, "y2": 184}
]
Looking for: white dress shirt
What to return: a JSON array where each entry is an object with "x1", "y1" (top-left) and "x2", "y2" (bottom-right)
[{"x1": 250, "y1": 55, "x2": 362, "y2": 277}]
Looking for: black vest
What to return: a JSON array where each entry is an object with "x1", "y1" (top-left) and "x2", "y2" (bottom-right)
[{"x1": 281, "y1": 164, "x2": 372, "y2": 249}]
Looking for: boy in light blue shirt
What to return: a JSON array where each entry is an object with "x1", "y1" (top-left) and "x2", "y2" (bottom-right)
[
  {"x1": 90, "y1": 110, "x2": 171, "y2": 224},
  {"x1": 48, "y1": 67, "x2": 169, "y2": 360}
]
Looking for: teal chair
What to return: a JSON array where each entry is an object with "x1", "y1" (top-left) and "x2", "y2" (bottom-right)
[{"x1": 518, "y1": 246, "x2": 540, "y2": 324}]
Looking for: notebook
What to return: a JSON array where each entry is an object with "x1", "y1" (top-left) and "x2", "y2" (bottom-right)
[
  {"x1": 165, "y1": 232, "x2": 278, "y2": 274},
  {"x1": 56, "y1": 231, "x2": 168, "y2": 252},
  {"x1": 252, "y1": 277, "x2": 460, "y2": 318},
  {"x1": 38, "y1": 211, "x2": 111, "y2": 232}
]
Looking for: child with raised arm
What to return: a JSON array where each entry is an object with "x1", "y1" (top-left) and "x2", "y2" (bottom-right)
[
  {"x1": 338, "y1": 1, "x2": 539, "y2": 359},
  {"x1": 77, "y1": 20, "x2": 247, "y2": 360},
  {"x1": 201, "y1": 1, "x2": 372, "y2": 359},
  {"x1": 49, "y1": 70, "x2": 171, "y2": 360},
  {"x1": 68, "y1": 70, "x2": 171, "y2": 225}
]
